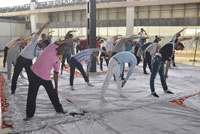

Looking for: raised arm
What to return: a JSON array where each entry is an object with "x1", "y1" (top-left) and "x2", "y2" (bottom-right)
[
  {"x1": 55, "y1": 39, "x2": 80, "y2": 45},
  {"x1": 178, "y1": 37, "x2": 192, "y2": 43},
  {"x1": 48, "y1": 31, "x2": 54, "y2": 35},
  {"x1": 37, "y1": 21, "x2": 50, "y2": 35},
  {"x1": 54, "y1": 72, "x2": 58, "y2": 92},
  {"x1": 175, "y1": 27, "x2": 187, "y2": 36},
  {"x1": 165, "y1": 60, "x2": 171, "y2": 79}
]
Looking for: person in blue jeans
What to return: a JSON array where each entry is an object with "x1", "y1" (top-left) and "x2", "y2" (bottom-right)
[
  {"x1": 150, "y1": 42, "x2": 185, "y2": 97},
  {"x1": 61, "y1": 34, "x2": 74, "y2": 74}
]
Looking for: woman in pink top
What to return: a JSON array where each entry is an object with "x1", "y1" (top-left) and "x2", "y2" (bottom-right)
[{"x1": 24, "y1": 38, "x2": 79, "y2": 121}]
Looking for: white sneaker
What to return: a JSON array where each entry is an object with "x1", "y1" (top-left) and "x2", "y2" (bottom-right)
[
  {"x1": 120, "y1": 93, "x2": 128, "y2": 98},
  {"x1": 87, "y1": 82, "x2": 94, "y2": 87},
  {"x1": 70, "y1": 86, "x2": 75, "y2": 90},
  {"x1": 101, "y1": 96, "x2": 107, "y2": 102}
]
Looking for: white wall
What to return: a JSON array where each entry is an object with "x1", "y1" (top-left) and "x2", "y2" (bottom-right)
[{"x1": 0, "y1": 21, "x2": 28, "y2": 50}]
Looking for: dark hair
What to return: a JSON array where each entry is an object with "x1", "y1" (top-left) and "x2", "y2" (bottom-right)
[
  {"x1": 41, "y1": 33, "x2": 46, "y2": 38},
  {"x1": 102, "y1": 46, "x2": 106, "y2": 51},
  {"x1": 42, "y1": 40, "x2": 50, "y2": 46},
  {"x1": 178, "y1": 42, "x2": 184, "y2": 50},
  {"x1": 68, "y1": 34, "x2": 73, "y2": 38}
]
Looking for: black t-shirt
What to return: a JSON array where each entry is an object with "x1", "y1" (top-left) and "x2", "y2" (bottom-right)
[
  {"x1": 159, "y1": 43, "x2": 173, "y2": 61},
  {"x1": 141, "y1": 42, "x2": 152, "y2": 51}
]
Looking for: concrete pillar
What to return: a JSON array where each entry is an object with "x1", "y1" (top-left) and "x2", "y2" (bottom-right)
[
  {"x1": 30, "y1": 2, "x2": 37, "y2": 33},
  {"x1": 87, "y1": 0, "x2": 96, "y2": 48},
  {"x1": 87, "y1": 0, "x2": 97, "y2": 72},
  {"x1": 126, "y1": 0, "x2": 135, "y2": 36}
]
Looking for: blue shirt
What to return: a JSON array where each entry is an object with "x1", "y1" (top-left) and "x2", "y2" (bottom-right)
[
  {"x1": 113, "y1": 52, "x2": 137, "y2": 81},
  {"x1": 136, "y1": 37, "x2": 146, "y2": 48},
  {"x1": 73, "y1": 48, "x2": 101, "y2": 72},
  {"x1": 46, "y1": 35, "x2": 52, "y2": 43},
  {"x1": 126, "y1": 44, "x2": 133, "y2": 51}
]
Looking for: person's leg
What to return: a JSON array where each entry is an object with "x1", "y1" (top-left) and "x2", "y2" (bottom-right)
[
  {"x1": 100, "y1": 53, "x2": 103, "y2": 71},
  {"x1": 172, "y1": 53, "x2": 176, "y2": 67},
  {"x1": 7, "y1": 60, "x2": 12, "y2": 80},
  {"x1": 143, "y1": 53, "x2": 148, "y2": 74},
  {"x1": 76, "y1": 45, "x2": 78, "y2": 53},
  {"x1": 136, "y1": 56, "x2": 141, "y2": 65},
  {"x1": 24, "y1": 59, "x2": 33, "y2": 82},
  {"x1": 11, "y1": 56, "x2": 24, "y2": 94},
  {"x1": 113, "y1": 64, "x2": 126, "y2": 97},
  {"x1": 147, "y1": 53, "x2": 152, "y2": 72},
  {"x1": 70, "y1": 58, "x2": 76, "y2": 87},
  {"x1": 150, "y1": 57, "x2": 162, "y2": 94},
  {"x1": 105, "y1": 58, "x2": 109, "y2": 67},
  {"x1": 26, "y1": 73, "x2": 40, "y2": 119},
  {"x1": 42, "y1": 80, "x2": 64, "y2": 113},
  {"x1": 75, "y1": 60, "x2": 89, "y2": 83},
  {"x1": 61, "y1": 53, "x2": 67, "y2": 71},
  {"x1": 66, "y1": 53, "x2": 71, "y2": 66},
  {"x1": 159, "y1": 62, "x2": 168, "y2": 92},
  {"x1": 121, "y1": 64, "x2": 125, "y2": 80},
  {"x1": 101, "y1": 58, "x2": 115, "y2": 98},
  {"x1": 3, "y1": 47, "x2": 8, "y2": 68},
  {"x1": 61, "y1": 53, "x2": 68, "y2": 75}
]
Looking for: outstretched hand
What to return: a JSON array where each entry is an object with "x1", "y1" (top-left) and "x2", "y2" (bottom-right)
[
  {"x1": 165, "y1": 74, "x2": 168, "y2": 79},
  {"x1": 44, "y1": 21, "x2": 50, "y2": 27}
]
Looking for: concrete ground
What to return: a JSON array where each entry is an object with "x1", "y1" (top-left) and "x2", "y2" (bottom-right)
[{"x1": 0, "y1": 51, "x2": 200, "y2": 134}]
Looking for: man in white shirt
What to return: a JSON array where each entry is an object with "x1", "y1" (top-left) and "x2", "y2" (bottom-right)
[
  {"x1": 105, "y1": 35, "x2": 122, "y2": 59},
  {"x1": 138, "y1": 28, "x2": 147, "y2": 37},
  {"x1": 11, "y1": 21, "x2": 50, "y2": 94},
  {"x1": 101, "y1": 52, "x2": 137, "y2": 101}
]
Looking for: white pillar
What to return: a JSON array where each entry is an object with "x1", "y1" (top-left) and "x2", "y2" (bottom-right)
[
  {"x1": 126, "y1": 0, "x2": 135, "y2": 36},
  {"x1": 30, "y1": 2, "x2": 37, "y2": 33}
]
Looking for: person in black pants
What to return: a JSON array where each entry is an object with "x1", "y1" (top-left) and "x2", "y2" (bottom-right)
[
  {"x1": 11, "y1": 22, "x2": 50, "y2": 94},
  {"x1": 26, "y1": 72, "x2": 64, "y2": 119},
  {"x1": 143, "y1": 51, "x2": 152, "y2": 74},
  {"x1": 3, "y1": 47, "x2": 8, "y2": 68},
  {"x1": 70, "y1": 57, "x2": 89, "y2": 88},
  {"x1": 69, "y1": 48, "x2": 100, "y2": 90},
  {"x1": 100, "y1": 47, "x2": 109, "y2": 71}
]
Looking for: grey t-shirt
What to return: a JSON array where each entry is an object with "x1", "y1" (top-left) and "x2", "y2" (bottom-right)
[
  {"x1": 20, "y1": 34, "x2": 40, "y2": 60},
  {"x1": 145, "y1": 42, "x2": 159, "y2": 56},
  {"x1": 7, "y1": 42, "x2": 21, "y2": 64}
]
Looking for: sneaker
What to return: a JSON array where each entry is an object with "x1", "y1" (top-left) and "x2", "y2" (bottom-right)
[
  {"x1": 152, "y1": 92, "x2": 159, "y2": 98},
  {"x1": 57, "y1": 110, "x2": 67, "y2": 114},
  {"x1": 11, "y1": 90, "x2": 15, "y2": 94},
  {"x1": 120, "y1": 93, "x2": 128, "y2": 98},
  {"x1": 87, "y1": 82, "x2": 94, "y2": 87},
  {"x1": 165, "y1": 90, "x2": 174, "y2": 94},
  {"x1": 101, "y1": 96, "x2": 107, "y2": 102},
  {"x1": 144, "y1": 72, "x2": 149, "y2": 75},
  {"x1": 23, "y1": 117, "x2": 32, "y2": 121},
  {"x1": 70, "y1": 86, "x2": 75, "y2": 91}
]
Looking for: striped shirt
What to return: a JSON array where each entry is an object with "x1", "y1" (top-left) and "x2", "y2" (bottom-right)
[
  {"x1": 73, "y1": 48, "x2": 101, "y2": 72},
  {"x1": 5, "y1": 37, "x2": 19, "y2": 48}
]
